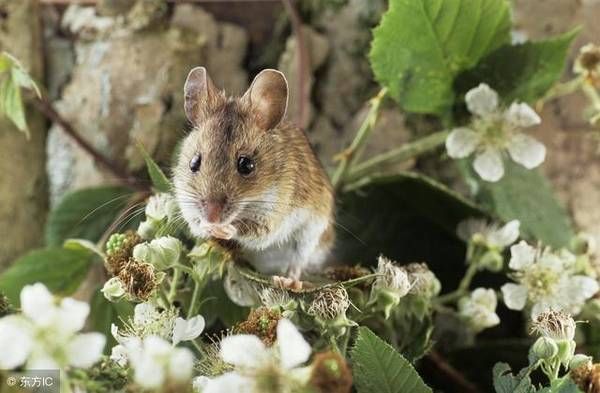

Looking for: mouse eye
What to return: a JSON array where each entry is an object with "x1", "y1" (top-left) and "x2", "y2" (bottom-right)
[
  {"x1": 189, "y1": 153, "x2": 202, "y2": 173},
  {"x1": 237, "y1": 156, "x2": 255, "y2": 176}
]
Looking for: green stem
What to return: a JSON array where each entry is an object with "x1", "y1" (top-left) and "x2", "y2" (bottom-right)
[
  {"x1": 346, "y1": 129, "x2": 449, "y2": 182},
  {"x1": 331, "y1": 88, "x2": 387, "y2": 190},
  {"x1": 188, "y1": 278, "x2": 202, "y2": 318},
  {"x1": 538, "y1": 76, "x2": 584, "y2": 109},
  {"x1": 582, "y1": 82, "x2": 600, "y2": 110},
  {"x1": 169, "y1": 267, "x2": 181, "y2": 303},
  {"x1": 435, "y1": 260, "x2": 479, "y2": 305}
]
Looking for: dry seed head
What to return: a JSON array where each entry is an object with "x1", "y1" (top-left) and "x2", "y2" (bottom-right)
[
  {"x1": 309, "y1": 351, "x2": 353, "y2": 393},
  {"x1": 374, "y1": 256, "x2": 411, "y2": 296},
  {"x1": 235, "y1": 307, "x2": 281, "y2": 346},
  {"x1": 118, "y1": 260, "x2": 158, "y2": 301},
  {"x1": 530, "y1": 310, "x2": 576, "y2": 341},
  {"x1": 308, "y1": 286, "x2": 350, "y2": 320}
]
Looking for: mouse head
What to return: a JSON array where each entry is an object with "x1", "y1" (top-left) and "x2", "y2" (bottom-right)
[{"x1": 173, "y1": 67, "x2": 289, "y2": 235}]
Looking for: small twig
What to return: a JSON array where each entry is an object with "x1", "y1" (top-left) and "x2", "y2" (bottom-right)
[
  {"x1": 32, "y1": 96, "x2": 144, "y2": 190},
  {"x1": 281, "y1": 0, "x2": 310, "y2": 129},
  {"x1": 427, "y1": 349, "x2": 481, "y2": 393}
]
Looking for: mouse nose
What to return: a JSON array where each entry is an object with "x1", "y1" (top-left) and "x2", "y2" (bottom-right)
[{"x1": 204, "y1": 199, "x2": 226, "y2": 223}]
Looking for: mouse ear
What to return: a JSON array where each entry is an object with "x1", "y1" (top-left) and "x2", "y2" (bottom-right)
[
  {"x1": 184, "y1": 66, "x2": 217, "y2": 124},
  {"x1": 243, "y1": 69, "x2": 288, "y2": 131}
]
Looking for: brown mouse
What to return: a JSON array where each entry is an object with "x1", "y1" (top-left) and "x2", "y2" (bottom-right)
[{"x1": 173, "y1": 67, "x2": 335, "y2": 290}]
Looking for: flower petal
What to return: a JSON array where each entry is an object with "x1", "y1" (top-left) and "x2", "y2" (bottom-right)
[
  {"x1": 133, "y1": 356, "x2": 165, "y2": 389},
  {"x1": 220, "y1": 334, "x2": 268, "y2": 368},
  {"x1": 446, "y1": 127, "x2": 480, "y2": 158},
  {"x1": 203, "y1": 372, "x2": 254, "y2": 393},
  {"x1": 277, "y1": 319, "x2": 311, "y2": 369},
  {"x1": 505, "y1": 102, "x2": 541, "y2": 128},
  {"x1": 110, "y1": 344, "x2": 128, "y2": 367},
  {"x1": 509, "y1": 241, "x2": 536, "y2": 270},
  {"x1": 568, "y1": 276, "x2": 599, "y2": 302},
  {"x1": 471, "y1": 288, "x2": 497, "y2": 310},
  {"x1": 168, "y1": 348, "x2": 195, "y2": 382},
  {"x1": 57, "y1": 297, "x2": 90, "y2": 333},
  {"x1": 67, "y1": 333, "x2": 106, "y2": 368},
  {"x1": 473, "y1": 148, "x2": 504, "y2": 182},
  {"x1": 465, "y1": 83, "x2": 499, "y2": 117},
  {"x1": 133, "y1": 303, "x2": 159, "y2": 326},
  {"x1": 172, "y1": 315, "x2": 205, "y2": 346},
  {"x1": 501, "y1": 283, "x2": 528, "y2": 310},
  {"x1": 488, "y1": 220, "x2": 520, "y2": 248},
  {"x1": 20, "y1": 283, "x2": 56, "y2": 326},
  {"x1": 507, "y1": 134, "x2": 546, "y2": 169},
  {"x1": 0, "y1": 316, "x2": 33, "y2": 369}
]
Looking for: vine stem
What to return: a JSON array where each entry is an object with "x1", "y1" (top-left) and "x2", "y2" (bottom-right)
[
  {"x1": 346, "y1": 129, "x2": 450, "y2": 182},
  {"x1": 188, "y1": 278, "x2": 202, "y2": 318},
  {"x1": 169, "y1": 267, "x2": 181, "y2": 303},
  {"x1": 331, "y1": 88, "x2": 387, "y2": 190},
  {"x1": 32, "y1": 96, "x2": 144, "y2": 191}
]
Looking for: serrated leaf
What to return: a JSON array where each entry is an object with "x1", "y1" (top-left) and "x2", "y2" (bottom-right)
[
  {"x1": 64, "y1": 238, "x2": 106, "y2": 259},
  {"x1": 45, "y1": 186, "x2": 135, "y2": 246},
  {"x1": 351, "y1": 327, "x2": 432, "y2": 393},
  {"x1": 370, "y1": 0, "x2": 510, "y2": 114},
  {"x1": 477, "y1": 162, "x2": 574, "y2": 248},
  {"x1": 457, "y1": 29, "x2": 579, "y2": 104},
  {"x1": 0, "y1": 248, "x2": 93, "y2": 306},
  {"x1": 89, "y1": 288, "x2": 134, "y2": 353},
  {"x1": 493, "y1": 362, "x2": 538, "y2": 393},
  {"x1": 138, "y1": 142, "x2": 172, "y2": 192}
]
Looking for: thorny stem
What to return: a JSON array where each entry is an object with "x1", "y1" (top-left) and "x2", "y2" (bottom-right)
[
  {"x1": 32, "y1": 96, "x2": 145, "y2": 191},
  {"x1": 347, "y1": 130, "x2": 450, "y2": 182},
  {"x1": 331, "y1": 88, "x2": 388, "y2": 190}
]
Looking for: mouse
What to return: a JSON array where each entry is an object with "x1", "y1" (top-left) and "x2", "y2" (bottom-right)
[{"x1": 173, "y1": 66, "x2": 335, "y2": 291}]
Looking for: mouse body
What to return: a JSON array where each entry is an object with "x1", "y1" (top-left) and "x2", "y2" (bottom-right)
[{"x1": 173, "y1": 67, "x2": 334, "y2": 286}]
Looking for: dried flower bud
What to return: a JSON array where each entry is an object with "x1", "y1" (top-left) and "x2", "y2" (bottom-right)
[
  {"x1": 532, "y1": 336, "x2": 559, "y2": 360},
  {"x1": 531, "y1": 310, "x2": 576, "y2": 341},
  {"x1": 373, "y1": 256, "x2": 411, "y2": 296},
  {"x1": 235, "y1": 307, "x2": 281, "y2": 346},
  {"x1": 574, "y1": 43, "x2": 600, "y2": 80},
  {"x1": 308, "y1": 287, "x2": 350, "y2": 321},
  {"x1": 309, "y1": 351, "x2": 353, "y2": 393},
  {"x1": 0, "y1": 292, "x2": 11, "y2": 317},
  {"x1": 571, "y1": 361, "x2": 597, "y2": 393},
  {"x1": 406, "y1": 262, "x2": 441, "y2": 298},
  {"x1": 259, "y1": 288, "x2": 296, "y2": 313},
  {"x1": 118, "y1": 260, "x2": 159, "y2": 301},
  {"x1": 101, "y1": 277, "x2": 126, "y2": 302}
]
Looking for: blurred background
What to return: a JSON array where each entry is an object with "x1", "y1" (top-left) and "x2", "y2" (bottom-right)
[{"x1": 0, "y1": 0, "x2": 599, "y2": 271}]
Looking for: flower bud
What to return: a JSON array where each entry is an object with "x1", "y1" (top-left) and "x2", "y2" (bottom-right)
[
  {"x1": 133, "y1": 237, "x2": 182, "y2": 271},
  {"x1": 570, "y1": 354, "x2": 592, "y2": 370},
  {"x1": 137, "y1": 220, "x2": 157, "y2": 240},
  {"x1": 102, "y1": 277, "x2": 126, "y2": 302},
  {"x1": 531, "y1": 310, "x2": 576, "y2": 341},
  {"x1": 406, "y1": 263, "x2": 441, "y2": 298},
  {"x1": 532, "y1": 336, "x2": 558, "y2": 360},
  {"x1": 145, "y1": 193, "x2": 178, "y2": 222},
  {"x1": 372, "y1": 256, "x2": 411, "y2": 297},
  {"x1": 556, "y1": 339, "x2": 577, "y2": 366},
  {"x1": 479, "y1": 250, "x2": 504, "y2": 272},
  {"x1": 106, "y1": 233, "x2": 126, "y2": 256}
]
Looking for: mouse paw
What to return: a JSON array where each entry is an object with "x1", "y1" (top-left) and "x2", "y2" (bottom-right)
[
  {"x1": 272, "y1": 275, "x2": 303, "y2": 292},
  {"x1": 207, "y1": 224, "x2": 237, "y2": 240}
]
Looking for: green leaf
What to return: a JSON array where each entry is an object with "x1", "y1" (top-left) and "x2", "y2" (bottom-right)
[
  {"x1": 64, "y1": 238, "x2": 106, "y2": 259},
  {"x1": 477, "y1": 162, "x2": 574, "y2": 248},
  {"x1": 45, "y1": 186, "x2": 135, "y2": 247},
  {"x1": 138, "y1": 142, "x2": 172, "y2": 192},
  {"x1": 89, "y1": 288, "x2": 134, "y2": 353},
  {"x1": 493, "y1": 362, "x2": 538, "y2": 393},
  {"x1": 0, "y1": 248, "x2": 93, "y2": 306},
  {"x1": 199, "y1": 278, "x2": 249, "y2": 327},
  {"x1": 351, "y1": 327, "x2": 432, "y2": 393},
  {"x1": 542, "y1": 377, "x2": 583, "y2": 393},
  {"x1": 337, "y1": 172, "x2": 486, "y2": 269},
  {"x1": 457, "y1": 29, "x2": 580, "y2": 104},
  {"x1": 369, "y1": 0, "x2": 510, "y2": 114}
]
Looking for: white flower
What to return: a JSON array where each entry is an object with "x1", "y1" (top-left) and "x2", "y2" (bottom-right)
[
  {"x1": 101, "y1": 277, "x2": 126, "y2": 302},
  {"x1": 501, "y1": 241, "x2": 599, "y2": 318},
  {"x1": 0, "y1": 283, "x2": 105, "y2": 370},
  {"x1": 133, "y1": 236, "x2": 183, "y2": 270},
  {"x1": 110, "y1": 344, "x2": 129, "y2": 367},
  {"x1": 172, "y1": 315, "x2": 205, "y2": 346},
  {"x1": 446, "y1": 83, "x2": 545, "y2": 182},
  {"x1": 458, "y1": 288, "x2": 500, "y2": 333},
  {"x1": 202, "y1": 319, "x2": 311, "y2": 393},
  {"x1": 126, "y1": 335, "x2": 195, "y2": 389},
  {"x1": 457, "y1": 219, "x2": 520, "y2": 249},
  {"x1": 111, "y1": 303, "x2": 204, "y2": 365}
]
